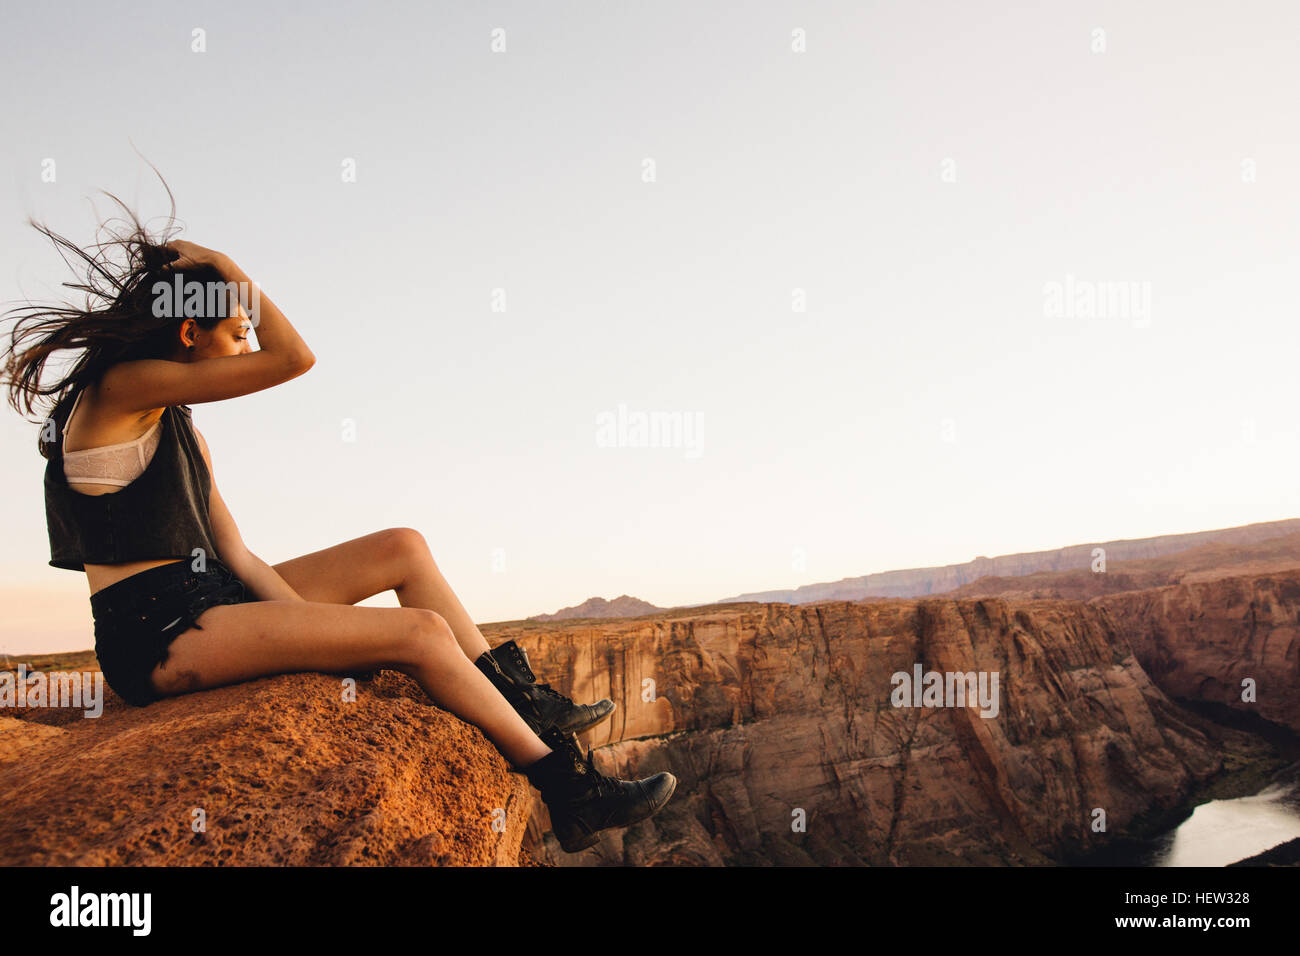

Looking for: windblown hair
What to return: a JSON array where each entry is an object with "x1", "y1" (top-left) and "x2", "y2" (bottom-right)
[{"x1": 0, "y1": 175, "x2": 226, "y2": 458}]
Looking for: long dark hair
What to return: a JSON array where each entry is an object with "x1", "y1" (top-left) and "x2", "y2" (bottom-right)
[{"x1": 0, "y1": 174, "x2": 226, "y2": 458}]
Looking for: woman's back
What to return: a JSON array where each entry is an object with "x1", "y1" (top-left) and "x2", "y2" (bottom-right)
[
  {"x1": 54, "y1": 380, "x2": 183, "y2": 593},
  {"x1": 61, "y1": 381, "x2": 165, "y2": 494},
  {"x1": 43, "y1": 374, "x2": 222, "y2": 594}
]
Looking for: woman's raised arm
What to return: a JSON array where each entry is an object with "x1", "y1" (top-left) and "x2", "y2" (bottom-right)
[{"x1": 100, "y1": 243, "x2": 316, "y2": 412}]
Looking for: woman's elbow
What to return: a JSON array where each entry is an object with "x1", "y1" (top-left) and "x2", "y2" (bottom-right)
[{"x1": 285, "y1": 350, "x2": 315, "y2": 376}]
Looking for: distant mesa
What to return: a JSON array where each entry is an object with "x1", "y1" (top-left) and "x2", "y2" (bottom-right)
[
  {"x1": 713, "y1": 517, "x2": 1300, "y2": 606},
  {"x1": 945, "y1": 526, "x2": 1300, "y2": 602},
  {"x1": 529, "y1": 595, "x2": 662, "y2": 622}
]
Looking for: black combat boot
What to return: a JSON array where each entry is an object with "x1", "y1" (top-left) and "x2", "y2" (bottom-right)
[
  {"x1": 519, "y1": 726, "x2": 677, "y2": 853},
  {"x1": 475, "y1": 640, "x2": 615, "y2": 736}
]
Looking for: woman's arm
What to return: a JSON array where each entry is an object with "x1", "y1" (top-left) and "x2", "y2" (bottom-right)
[
  {"x1": 195, "y1": 429, "x2": 306, "y2": 603},
  {"x1": 219, "y1": 537, "x2": 306, "y2": 603}
]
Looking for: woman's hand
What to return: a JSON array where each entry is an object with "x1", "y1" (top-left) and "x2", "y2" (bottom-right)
[{"x1": 162, "y1": 239, "x2": 226, "y2": 272}]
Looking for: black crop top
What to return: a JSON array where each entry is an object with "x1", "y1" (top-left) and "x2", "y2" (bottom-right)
[{"x1": 43, "y1": 386, "x2": 221, "y2": 571}]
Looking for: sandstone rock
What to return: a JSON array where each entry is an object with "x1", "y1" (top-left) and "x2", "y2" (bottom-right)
[{"x1": 0, "y1": 668, "x2": 532, "y2": 866}]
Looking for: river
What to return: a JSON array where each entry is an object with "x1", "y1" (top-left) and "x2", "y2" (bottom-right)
[{"x1": 1137, "y1": 782, "x2": 1300, "y2": 867}]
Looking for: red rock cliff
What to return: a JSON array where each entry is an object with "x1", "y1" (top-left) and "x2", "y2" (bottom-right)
[
  {"x1": 489, "y1": 597, "x2": 1245, "y2": 866},
  {"x1": 1096, "y1": 571, "x2": 1300, "y2": 734}
]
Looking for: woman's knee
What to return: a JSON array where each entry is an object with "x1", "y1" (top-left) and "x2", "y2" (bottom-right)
[
  {"x1": 398, "y1": 608, "x2": 456, "y2": 662},
  {"x1": 382, "y1": 527, "x2": 433, "y2": 561}
]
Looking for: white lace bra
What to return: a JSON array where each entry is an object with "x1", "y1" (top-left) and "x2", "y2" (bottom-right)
[{"x1": 61, "y1": 388, "x2": 163, "y2": 489}]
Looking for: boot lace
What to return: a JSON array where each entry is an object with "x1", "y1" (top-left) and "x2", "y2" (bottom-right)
[
  {"x1": 533, "y1": 680, "x2": 574, "y2": 707},
  {"x1": 584, "y1": 747, "x2": 624, "y2": 798}
]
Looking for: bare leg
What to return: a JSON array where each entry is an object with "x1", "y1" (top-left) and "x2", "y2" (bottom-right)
[
  {"x1": 148, "y1": 600, "x2": 551, "y2": 767},
  {"x1": 272, "y1": 528, "x2": 491, "y2": 660}
]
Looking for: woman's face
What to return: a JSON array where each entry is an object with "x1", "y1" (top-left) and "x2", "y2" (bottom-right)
[{"x1": 187, "y1": 306, "x2": 253, "y2": 360}]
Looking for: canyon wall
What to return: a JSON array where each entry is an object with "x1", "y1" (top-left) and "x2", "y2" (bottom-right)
[
  {"x1": 1097, "y1": 572, "x2": 1300, "y2": 734},
  {"x1": 489, "y1": 597, "x2": 1244, "y2": 866}
]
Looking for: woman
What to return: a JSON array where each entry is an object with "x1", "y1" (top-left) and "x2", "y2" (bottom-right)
[{"x1": 1, "y1": 186, "x2": 675, "y2": 854}]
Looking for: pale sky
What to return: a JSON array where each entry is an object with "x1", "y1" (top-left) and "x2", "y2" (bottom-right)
[{"x1": 3, "y1": 1, "x2": 1299, "y2": 654}]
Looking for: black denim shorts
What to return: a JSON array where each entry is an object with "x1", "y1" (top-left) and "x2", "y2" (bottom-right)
[{"x1": 90, "y1": 556, "x2": 250, "y2": 706}]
